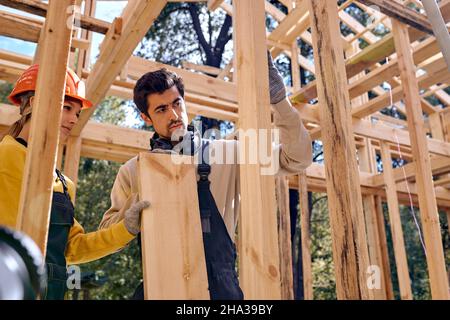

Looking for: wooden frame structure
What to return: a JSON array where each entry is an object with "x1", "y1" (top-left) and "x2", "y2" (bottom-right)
[{"x1": 0, "y1": 0, "x2": 449, "y2": 300}]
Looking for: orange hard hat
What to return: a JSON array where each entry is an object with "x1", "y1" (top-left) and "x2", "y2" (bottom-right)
[{"x1": 8, "y1": 64, "x2": 93, "y2": 109}]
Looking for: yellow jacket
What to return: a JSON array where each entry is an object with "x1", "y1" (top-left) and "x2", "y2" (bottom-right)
[{"x1": 0, "y1": 135, "x2": 135, "y2": 265}]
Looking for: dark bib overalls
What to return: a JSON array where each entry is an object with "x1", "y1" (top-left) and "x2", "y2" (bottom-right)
[
  {"x1": 42, "y1": 169, "x2": 74, "y2": 300},
  {"x1": 197, "y1": 141, "x2": 243, "y2": 300},
  {"x1": 133, "y1": 137, "x2": 243, "y2": 300},
  {"x1": 15, "y1": 138, "x2": 73, "y2": 300}
]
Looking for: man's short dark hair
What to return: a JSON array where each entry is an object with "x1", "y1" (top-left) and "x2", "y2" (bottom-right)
[{"x1": 133, "y1": 68, "x2": 185, "y2": 116}]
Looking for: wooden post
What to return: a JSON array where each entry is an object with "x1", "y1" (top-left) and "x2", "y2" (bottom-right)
[
  {"x1": 348, "y1": 39, "x2": 387, "y2": 299},
  {"x1": 380, "y1": 141, "x2": 413, "y2": 300},
  {"x1": 56, "y1": 142, "x2": 65, "y2": 170},
  {"x1": 374, "y1": 195, "x2": 395, "y2": 300},
  {"x1": 75, "y1": 0, "x2": 96, "y2": 75},
  {"x1": 63, "y1": 135, "x2": 82, "y2": 203},
  {"x1": 289, "y1": 0, "x2": 301, "y2": 92},
  {"x1": 298, "y1": 171, "x2": 313, "y2": 300},
  {"x1": 392, "y1": 19, "x2": 450, "y2": 299},
  {"x1": 275, "y1": 177, "x2": 294, "y2": 300},
  {"x1": 235, "y1": 0, "x2": 281, "y2": 299},
  {"x1": 358, "y1": 141, "x2": 388, "y2": 300},
  {"x1": 16, "y1": 0, "x2": 76, "y2": 256},
  {"x1": 138, "y1": 153, "x2": 209, "y2": 300},
  {"x1": 307, "y1": 0, "x2": 370, "y2": 299}
]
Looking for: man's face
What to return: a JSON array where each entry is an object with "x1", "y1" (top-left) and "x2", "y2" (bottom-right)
[{"x1": 141, "y1": 86, "x2": 188, "y2": 141}]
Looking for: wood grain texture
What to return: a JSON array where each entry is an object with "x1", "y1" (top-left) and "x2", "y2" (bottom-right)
[
  {"x1": 15, "y1": 0, "x2": 75, "y2": 256},
  {"x1": 138, "y1": 152, "x2": 209, "y2": 300},
  {"x1": 308, "y1": 0, "x2": 370, "y2": 300}
]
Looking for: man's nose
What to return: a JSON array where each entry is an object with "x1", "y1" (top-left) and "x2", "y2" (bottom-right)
[{"x1": 169, "y1": 106, "x2": 179, "y2": 120}]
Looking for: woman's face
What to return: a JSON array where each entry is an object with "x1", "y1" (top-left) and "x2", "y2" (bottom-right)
[{"x1": 60, "y1": 99, "x2": 82, "y2": 141}]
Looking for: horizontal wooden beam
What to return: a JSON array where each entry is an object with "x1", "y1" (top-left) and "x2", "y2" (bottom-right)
[
  {"x1": 288, "y1": 164, "x2": 450, "y2": 208},
  {"x1": 0, "y1": 0, "x2": 111, "y2": 34},
  {"x1": 357, "y1": 0, "x2": 433, "y2": 34},
  {"x1": 182, "y1": 61, "x2": 221, "y2": 76},
  {"x1": 128, "y1": 56, "x2": 237, "y2": 103},
  {"x1": 371, "y1": 155, "x2": 450, "y2": 187},
  {"x1": 0, "y1": 10, "x2": 91, "y2": 49},
  {"x1": 3, "y1": 107, "x2": 450, "y2": 207}
]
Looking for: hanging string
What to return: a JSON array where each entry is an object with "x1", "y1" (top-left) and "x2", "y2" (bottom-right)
[{"x1": 385, "y1": 57, "x2": 428, "y2": 258}]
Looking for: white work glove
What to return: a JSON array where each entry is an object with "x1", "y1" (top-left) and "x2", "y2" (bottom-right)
[
  {"x1": 268, "y1": 51, "x2": 287, "y2": 105},
  {"x1": 124, "y1": 194, "x2": 150, "y2": 236}
]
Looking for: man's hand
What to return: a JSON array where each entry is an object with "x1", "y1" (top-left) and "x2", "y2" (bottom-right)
[
  {"x1": 124, "y1": 194, "x2": 150, "y2": 235},
  {"x1": 268, "y1": 51, "x2": 287, "y2": 105}
]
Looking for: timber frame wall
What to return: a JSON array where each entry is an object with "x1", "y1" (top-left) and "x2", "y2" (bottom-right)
[{"x1": 0, "y1": 0, "x2": 449, "y2": 299}]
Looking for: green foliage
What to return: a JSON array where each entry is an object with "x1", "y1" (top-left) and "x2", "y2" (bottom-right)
[
  {"x1": 0, "y1": 81, "x2": 13, "y2": 104},
  {"x1": 303, "y1": 192, "x2": 449, "y2": 300},
  {"x1": 309, "y1": 194, "x2": 336, "y2": 300},
  {"x1": 67, "y1": 158, "x2": 142, "y2": 300}
]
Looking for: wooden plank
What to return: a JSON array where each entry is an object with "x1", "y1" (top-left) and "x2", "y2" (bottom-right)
[
  {"x1": 63, "y1": 135, "x2": 82, "y2": 202},
  {"x1": 268, "y1": 1, "x2": 310, "y2": 57},
  {"x1": 292, "y1": 0, "x2": 450, "y2": 105},
  {"x1": 293, "y1": 35, "x2": 442, "y2": 106},
  {"x1": 339, "y1": 10, "x2": 379, "y2": 44},
  {"x1": 138, "y1": 152, "x2": 209, "y2": 300},
  {"x1": 289, "y1": 2, "x2": 301, "y2": 91},
  {"x1": 349, "y1": 40, "x2": 385, "y2": 300},
  {"x1": 308, "y1": 0, "x2": 370, "y2": 300},
  {"x1": 0, "y1": 10, "x2": 91, "y2": 51},
  {"x1": 56, "y1": 143, "x2": 64, "y2": 171},
  {"x1": 373, "y1": 195, "x2": 395, "y2": 299},
  {"x1": 358, "y1": 139, "x2": 388, "y2": 300},
  {"x1": 392, "y1": 19, "x2": 449, "y2": 299},
  {"x1": 287, "y1": 164, "x2": 450, "y2": 208},
  {"x1": 275, "y1": 177, "x2": 294, "y2": 300},
  {"x1": 15, "y1": 0, "x2": 75, "y2": 256},
  {"x1": 182, "y1": 61, "x2": 221, "y2": 76},
  {"x1": 75, "y1": 0, "x2": 96, "y2": 75},
  {"x1": 72, "y1": 0, "x2": 167, "y2": 136},
  {"x1": 298, "y1": 171, "x2": 313, "y2": 300},
  {"x1": 127, "y1": 56, "x2": 237, "y2": 103},
  {"x1": 275, "y1": 176, "x2": 295, "y2": 296},
  {"x1": 371, "y1": 156, "x2": 450, "y2": 187},
  {"x1": 207, "y1": 0, "x2": 224, "y2": 11},
  {"x1": 0, "y1": 0, "x2": 111, "y2": 34},
  {"x1": 234, "y1": 0, "x2": 281, "y2": 300},
  {"x1": 357, "y1": 0, "x2": 433, "y2": 34},
  {"x1": 379, "y1": 142, "x2": 413, "y2": 299}
]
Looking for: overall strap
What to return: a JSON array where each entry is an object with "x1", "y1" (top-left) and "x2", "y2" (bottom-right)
[
  {"x1": 197, "y1": 140, "x2": 211, "y2": 233},
  {"x1": 54, "y1": 169, "x2": 71, "y2": 201}
]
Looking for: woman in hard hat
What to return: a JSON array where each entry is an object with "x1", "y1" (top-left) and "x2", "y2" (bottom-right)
[{"x1": 0, "y1": 65, "x2": 149, "y2": 300}]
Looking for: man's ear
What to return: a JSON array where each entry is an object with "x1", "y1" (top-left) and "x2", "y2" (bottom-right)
[{"x1": 141, "y1": 112, "x2": 153, "y2": 126}]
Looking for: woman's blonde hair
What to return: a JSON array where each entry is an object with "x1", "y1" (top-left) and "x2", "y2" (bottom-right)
[{"x1": 4, "y1": 91, "x2": 35, "y2": 139}]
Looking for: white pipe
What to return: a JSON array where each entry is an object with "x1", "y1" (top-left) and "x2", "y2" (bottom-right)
[{"x1": 421, "y1": 0, "x2": 450, "y2": 72}]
